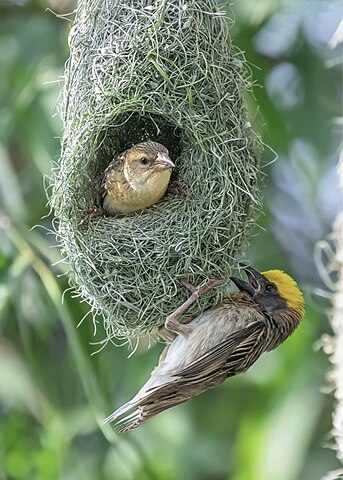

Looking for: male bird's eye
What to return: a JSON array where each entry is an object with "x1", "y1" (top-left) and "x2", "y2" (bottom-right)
[
  {"x1": 265, "y1": 283, "x2": 276, "y2": 292},
  {"x1": 139, "y1": 156, "x2": 150, "y2": 165}
]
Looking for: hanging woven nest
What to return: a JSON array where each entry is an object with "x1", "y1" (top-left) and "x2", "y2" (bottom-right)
[{"x1": 51, "y1": 0, "x2": 262, "y2": 341}]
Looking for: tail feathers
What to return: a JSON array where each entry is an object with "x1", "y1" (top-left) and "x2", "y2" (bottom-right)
[
  {"x1": 114, "y1": 408, "x2": 144, "y2": 432},
  {"x1": 102, "y1": 399, "x2": 136, "y2": 425},
  {"x1": 105, "y1": 388, "x2": 188, "y2": 432},
  {"x1": 103, "y1": 376, "x2": 187, "y2": 432},
  {"x1": 102, "y1": 389, "x2": 164, "y2": 431},
  {"x1": 102, "y1": 397, "x2": 155, "y2": 432},
  {"x1": 102, "y1": 373, "x2": 173, "y2": 425},
  {"x1": 114, "y1": 399, "x2": 185, "y2": 433}
]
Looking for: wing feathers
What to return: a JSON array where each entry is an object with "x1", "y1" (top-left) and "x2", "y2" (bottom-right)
[
  {"x1": 179, "y1": 321, "x2": 266, "y2": 379},
  {"x1": 104, "y1": 320, "x2": 269, "y2": 431}
]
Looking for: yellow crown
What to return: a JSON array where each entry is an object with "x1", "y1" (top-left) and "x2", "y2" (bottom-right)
[{"x1": 262, "y1": 269, "x2": 305, "y2": 316}]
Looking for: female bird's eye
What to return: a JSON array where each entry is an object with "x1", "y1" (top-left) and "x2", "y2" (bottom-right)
[
  {"x1": 139, "y1": 156, "x2": 150, "y2": 165},
  {"x1": 265, "y1": 283, "x2": 276, "y2": 293}
]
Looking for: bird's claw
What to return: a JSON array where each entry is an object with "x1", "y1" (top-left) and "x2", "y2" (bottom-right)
[
  {"x1": 158, "y1": 325, "x2": 177, "y2": 344},
  {"x1": 167, "y1": 180, "x2": 187, "y2": 196},
  {"x1": 179, "y1": 278, "x2": 197, "y2": 293},
  {"x1": 180, "y1": 277, "x2": 225, "y2": 296},
  {"x1": 78, "y1": 206, "x2": 104, "y2": 226},
  {"x1": 165, "y1": 316, "x2": 192, "y2": 338},
  {"x1": 163, "y1": 277, "x2": 225, "y2": 339}
]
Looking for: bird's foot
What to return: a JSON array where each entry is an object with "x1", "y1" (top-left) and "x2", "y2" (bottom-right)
[
  {"x1": 167, "y1": 180, "x2": 187, "y2": 196},
  {"x1": 164, "y1": 316, "x2": 192, "y2": 338},
  {"x1": 78, "y1": 206, "x2": 104, "y2": 226},
  {"x1": 158, "y1": 325, "x2": 177, "y2": 344},
  {"x1": 164, "y1": 277, "x2": 225, "y2": 338},
  {"x1": 180, "y1": 277, "x2": 225, "y2": 296}
]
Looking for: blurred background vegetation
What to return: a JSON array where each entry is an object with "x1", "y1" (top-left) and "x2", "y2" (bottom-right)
[{"x1": 0, "y1": 0, "x2": 341, "y2": 479}]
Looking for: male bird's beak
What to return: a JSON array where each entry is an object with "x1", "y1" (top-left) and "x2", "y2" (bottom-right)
[
  {"x1": 230, "y1": 266, "x2": 265, "y2": 296},
  {"x1": 154, "y1": 152, "x2": 175, "y2": 170}
]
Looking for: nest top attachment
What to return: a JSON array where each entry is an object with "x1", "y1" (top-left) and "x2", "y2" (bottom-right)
[{"x1": 51, "y1": 0, "x2": 262, "y2": 343}]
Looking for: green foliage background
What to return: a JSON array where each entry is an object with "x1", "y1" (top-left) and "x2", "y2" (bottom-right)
[{"x1": 0, "y1": 1, "x2": 341, "y2": 479}]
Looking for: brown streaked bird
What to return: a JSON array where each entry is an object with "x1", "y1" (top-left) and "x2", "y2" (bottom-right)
[
  {"x1": 79, "y1": 142, "x2": 175, "y2": 224},
  {"x1": 103, "y1": 266, "x2": 305, "y2": 432},
  {"x1": 102, "y1": 141, "x2": 174, "y2": 215}
]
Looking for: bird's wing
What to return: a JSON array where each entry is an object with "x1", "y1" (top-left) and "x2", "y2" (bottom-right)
[
  {"x1": 135, "y1": 322, "x2": 268, "y2": 406},
  {"x1": 177, "y1": 321, "x2": 268, "y2": 382},
  {"x1": 99, "y1": 154, "x2": 125, "y2": 204},
  {"x1": 105, "y1": 321, "x2": 268, "y2": 432}
]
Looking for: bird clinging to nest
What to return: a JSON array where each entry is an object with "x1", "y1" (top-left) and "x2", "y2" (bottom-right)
[{"x1": 103, "y1": 266, "x2": 305, "y2": 432}]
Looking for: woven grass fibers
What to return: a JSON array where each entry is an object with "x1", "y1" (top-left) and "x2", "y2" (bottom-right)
[{"x1": 51, "y1": 0, "x2": 262, "y2": 342}]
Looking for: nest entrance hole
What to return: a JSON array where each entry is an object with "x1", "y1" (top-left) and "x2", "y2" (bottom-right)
[{"x1": 95, "y1": 112, "x2": 183, "y2": 176}]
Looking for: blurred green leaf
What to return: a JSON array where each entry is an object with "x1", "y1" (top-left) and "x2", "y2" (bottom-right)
[{"x1": 0, "y1": 143, "x2": 26, "y2": 219}]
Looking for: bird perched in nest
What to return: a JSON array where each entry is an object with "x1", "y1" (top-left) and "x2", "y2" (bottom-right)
[
  {"x1": 80, "y1": 141, "x2": 175, "y2": 222},
  {"x1": 103, "y1": 266, "x2": 305, "y2": 432}
]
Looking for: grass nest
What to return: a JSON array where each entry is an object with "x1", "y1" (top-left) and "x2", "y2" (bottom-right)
[{"x1": 50, "y1": 0, "x2": 262, "y2": 343}]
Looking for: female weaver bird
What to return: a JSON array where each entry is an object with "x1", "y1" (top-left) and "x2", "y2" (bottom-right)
[
  {"x1": 103, "y1": 266, "x2": 305, "y2": 432},
  {"x1": 80, "y1": 141, "x2": 175, "y2": 223},
  {"x1": 101, "y1": 141, "x2": 174, "y2": 215}
]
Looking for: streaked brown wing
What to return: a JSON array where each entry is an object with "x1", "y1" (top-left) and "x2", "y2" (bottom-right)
[
  {"x1": 113, "y1": 322, "x2": 269, "y2": 432},
  {"x1": 177, "y1": 321, "x2": 268, "y2": 382},
  {"x1": 99, "y1": 154, "x2": 124, "y2": 205},
  {"x1": 139, "y1": 322, "x2": 268, "y2": 404}
]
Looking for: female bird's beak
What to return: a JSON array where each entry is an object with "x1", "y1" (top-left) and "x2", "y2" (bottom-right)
[
  {"x1": 154, "y1": 152, "x2": 175, "y2": 170},
  {"x1": 230, "y1": 266, "x2": 265, "y2": 295}
]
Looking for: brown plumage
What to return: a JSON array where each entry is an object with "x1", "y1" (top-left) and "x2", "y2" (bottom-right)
[
  {"x1": 101, "y1": 141, "x2": 174, "y2": 215},
  {"x1": 103, "y1": 267, "x2": 305, "y2": 432}
]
